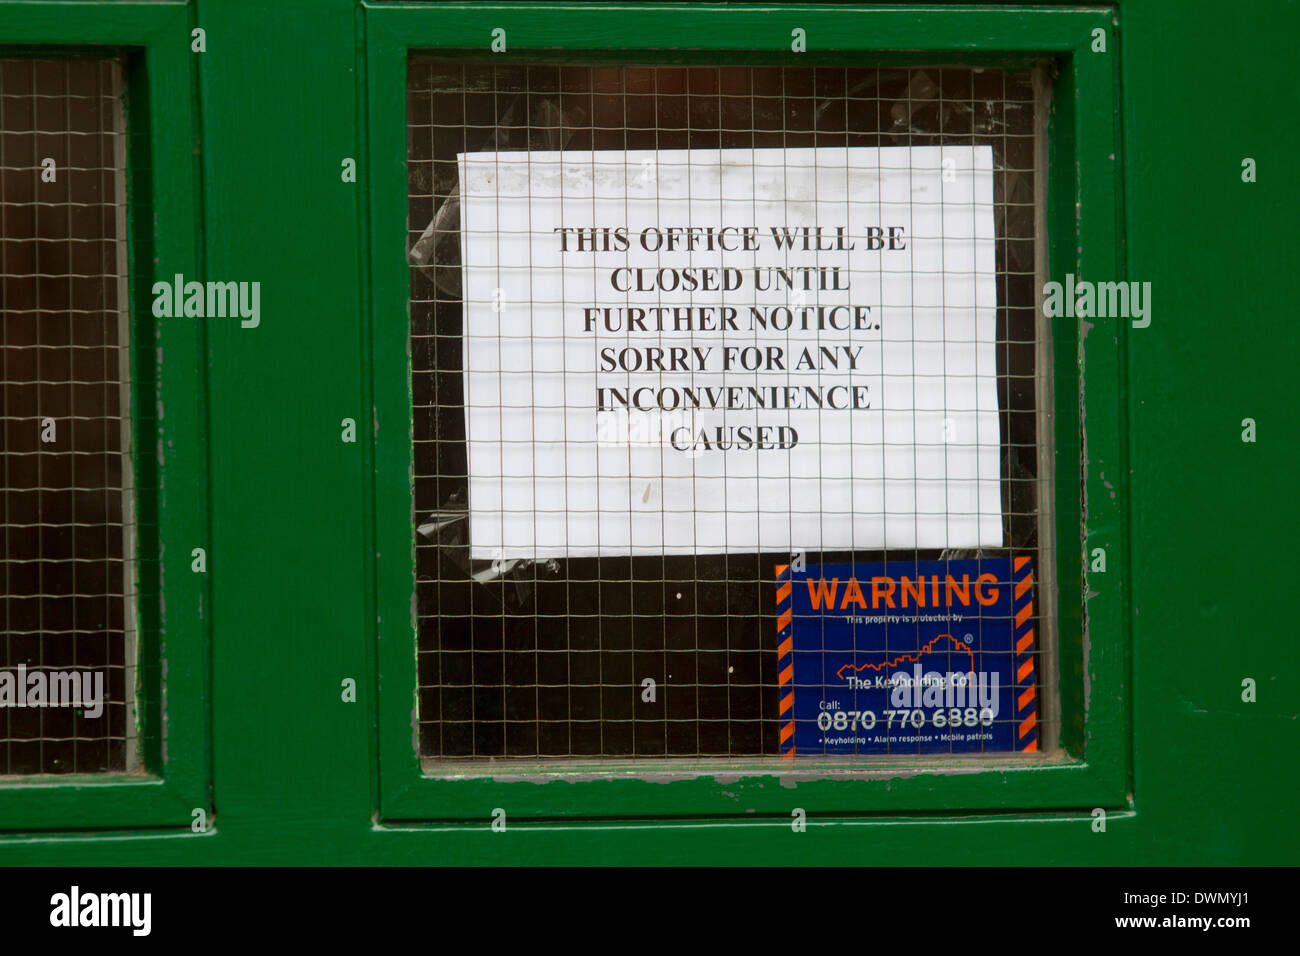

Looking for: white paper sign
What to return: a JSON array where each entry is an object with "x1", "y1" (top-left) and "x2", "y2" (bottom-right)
[{"x1": 458, "y1": 146, "x2": 1001, "y2": 559}]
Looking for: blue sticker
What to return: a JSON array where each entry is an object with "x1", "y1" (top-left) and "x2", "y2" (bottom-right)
[{"x1": 776, "y1": 558, "x2": 1037, "y2": 755}]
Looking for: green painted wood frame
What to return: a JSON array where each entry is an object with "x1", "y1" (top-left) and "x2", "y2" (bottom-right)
[
  {"x1": 365, "y1": 2, "x2": 1128, "y2": 822},
  {"x1": 0, "y1": 1, "x2": 210, "y2": 831}
]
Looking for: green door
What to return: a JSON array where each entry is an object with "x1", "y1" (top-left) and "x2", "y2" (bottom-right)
[{"x1": 0, "y1": 0, "x2": 1295, "y2": 868}]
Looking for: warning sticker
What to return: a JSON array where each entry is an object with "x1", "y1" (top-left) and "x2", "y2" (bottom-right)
[{"x1": 774, "y1": 557, "x2": 1038, "y2": 755}]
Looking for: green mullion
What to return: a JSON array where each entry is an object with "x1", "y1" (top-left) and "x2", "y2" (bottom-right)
[
  {"x1": 1069, "y1": 16, "x2": 1128, "y2": 796},
  {"x1": 368, "y1": 23, "x2": 425, "y2": 809}
]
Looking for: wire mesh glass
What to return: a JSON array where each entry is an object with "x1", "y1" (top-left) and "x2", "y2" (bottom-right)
[
  {"x1": 0, "y1": 57, "x2": 133, "y2": 774},
  {"x1": 407, "y1": 60, "x2": 1049, "y2": 761}
]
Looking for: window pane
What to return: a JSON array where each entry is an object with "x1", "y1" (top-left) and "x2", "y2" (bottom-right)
[
  {"x1": 407, "y1": 61, "x2": 1050, "y2": 760},
  {"x1": 0, "y1": 57, "x2": 133, "y2": 774}
]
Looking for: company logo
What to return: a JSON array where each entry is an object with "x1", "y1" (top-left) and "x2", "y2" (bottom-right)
[
  {"x1": 0, "y1": 666, "x2": 104, "y2": 718},
  {"x1": 151, "y1": 273, "x2": 260, "y2": 328},
  {"x1": 1041, "y1": 272, "x2": 1151, "y2": 327},
  {"x1": 887, "y1": 664, "x2": 1000, "y2": 716},
  {"x1": 50, "y1": 886, "x2": 151, "y2": 936},
  {"x1": 835, "y1": 633, "x2": 976, "y2": 681}
]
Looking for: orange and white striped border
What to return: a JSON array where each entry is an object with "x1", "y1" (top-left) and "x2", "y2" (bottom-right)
[
  {"x1": 1013, "y1": 555, "x2": 1038, "y2": 752},
  {"x1": 775, "y1": 563, "x2": 794, "y2": 757}
]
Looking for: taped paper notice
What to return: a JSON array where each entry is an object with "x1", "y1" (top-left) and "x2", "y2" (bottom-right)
[{"x1": 459, "y1": 147, "x2": 1001, "y2": 559}]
